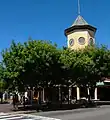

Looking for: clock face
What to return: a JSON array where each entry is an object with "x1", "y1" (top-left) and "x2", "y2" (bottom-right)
[
  {"x1": 89, "y1": 38, "x2": 94, "y2": 45},
  {"x1": 78, "y1": 37, "x2": 85, "y2": 45},
  {"x1": 69, "y1": 39, "x2": 74, "y2": 46}
]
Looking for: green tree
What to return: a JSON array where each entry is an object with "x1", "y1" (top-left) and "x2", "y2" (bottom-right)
[
  {"x1": 0, "y1": 63, "x2": 6, "y2": 103},
  {"x1": 0, "y1": 63, "x2": 6, "y2": 92},
  {"x1": 2, "y1": 40, "x2": 62, "y2": 92},
  {"x1": 81, "y1": 46, "x2": 110, "y2": 87},
  {"x1": 60, "y1": 46, "x2": 110, "y2": 100}
]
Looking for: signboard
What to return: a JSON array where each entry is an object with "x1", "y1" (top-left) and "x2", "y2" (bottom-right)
[{"x1": 96, "y1": 82, "x2": 104, "y2": 86}]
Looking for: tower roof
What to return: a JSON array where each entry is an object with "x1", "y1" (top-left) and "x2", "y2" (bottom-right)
[
  {"x1": 72, "y1": 15, "x2": 88, "y2": 26},
  {"x1": 64, "y1": 15, "x2": 97, "y2": 36}
]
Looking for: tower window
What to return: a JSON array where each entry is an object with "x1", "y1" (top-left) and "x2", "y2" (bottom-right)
[
  {"x1": 89, "y1": 38, "x2": 94, "y2": 45},
  {"x1": 69, "y1": 39, "x2": 74, "y2": 46},
  {"x1": 78, "y1": 37, "x2": 85, "y2": 45}
]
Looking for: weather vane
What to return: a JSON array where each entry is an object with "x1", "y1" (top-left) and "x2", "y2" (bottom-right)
[{"x1": 78, "y1": 0, "x2": 81, "y2": 15}]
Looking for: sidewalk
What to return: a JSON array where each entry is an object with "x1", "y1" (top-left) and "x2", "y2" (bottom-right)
[
  {"x1": 96, "y1": 101, "x2": 110, "y2": 105},
  {"x1": 0, "y1": 101, "x2": 109, "y2": 114},
  {"x1": 0, "y1": 110, "x2": 36, "y2": 115},
  {"x1": 0, "y1": 104, "x2": 37, "y2": 113}
]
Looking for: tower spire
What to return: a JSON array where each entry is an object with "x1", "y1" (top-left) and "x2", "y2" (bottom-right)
[{"x1": 78, "y1": 0, "x2": 81, "y2": 15}]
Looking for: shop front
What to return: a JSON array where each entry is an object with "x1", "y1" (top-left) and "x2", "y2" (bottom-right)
[{"x1": 96, "y1": 81, "x2": 110, "y2": 101}]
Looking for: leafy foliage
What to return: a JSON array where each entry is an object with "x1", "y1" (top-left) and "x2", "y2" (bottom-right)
[
  {"x1": 0, "y1": 63, "x2": 6, "y2": 92},
  {"x1": 1, "y1": 39, "x2": 110, "y2": 93},
  {"x1": 2, "y1": 40, "x2": 63, "y2": 91}
]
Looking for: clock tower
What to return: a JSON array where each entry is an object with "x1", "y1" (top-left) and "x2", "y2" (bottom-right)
[
  {"x1": 64, "y1": 0, "x2": 97, "y2": 50},
  {"x1": 64, "y1": 15, "x2": 97, "y2": 50}
]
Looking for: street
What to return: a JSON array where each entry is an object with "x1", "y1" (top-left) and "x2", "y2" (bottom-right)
[
  {"x1": 1, "y1": 104, "x2": 110, "y2": 120},
  {"x1": 0, "y1": 104, "x2": 12, "y2": 113},
  {"x1": 32, "y1": 106, "x2": 110, "y2": 120}
]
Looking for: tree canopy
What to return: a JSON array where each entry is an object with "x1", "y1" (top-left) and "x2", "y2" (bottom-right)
[{"x1": 0, "y1": 39, "x2": 110, "y2": 92}]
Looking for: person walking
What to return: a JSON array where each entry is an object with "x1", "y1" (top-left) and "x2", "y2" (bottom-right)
[
  {"x1": 0, "y1": 92, "x2": 3, "y2": 103},
  {"x1": 12, "y1": 93, "x2": 19, "y2": 110}
]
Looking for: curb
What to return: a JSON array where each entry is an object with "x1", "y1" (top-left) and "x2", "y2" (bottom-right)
[
  {"x1": 36, "y1": 107, "x2": 100, "y2": 116},
  {"x1": 1, "y1": 110, "x2": 37, "y2": 115},
  {"x1": 0, "y1": 106, "x2": 101, "y2": 116}
]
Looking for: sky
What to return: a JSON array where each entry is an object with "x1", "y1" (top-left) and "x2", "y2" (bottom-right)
[{"x1": 0, "y1": 0, "x2": 110, "y2": 55}]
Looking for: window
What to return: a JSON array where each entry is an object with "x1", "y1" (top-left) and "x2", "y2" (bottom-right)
[
  {"x1": 69, "y1": 39, "x2": 74, "y2": 46},
  {"x1": 78, "y1": 37, "x2": 85, "y2": 45},
  {"x1": 89, "y1": 38, "x2": 94, "y2": 45}
]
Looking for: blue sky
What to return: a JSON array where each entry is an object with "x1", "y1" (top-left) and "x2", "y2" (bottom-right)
[{"x1": 0, "y1": 0, "x2": 110, "y2": 54}]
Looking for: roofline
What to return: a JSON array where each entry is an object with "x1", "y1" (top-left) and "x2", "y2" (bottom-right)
[
  {"x1": 72, "y1": 15, "x2": 89, "y2": 26},
  {"x1": 64, "y1": 25, "x2": 97, "y2": 36}
]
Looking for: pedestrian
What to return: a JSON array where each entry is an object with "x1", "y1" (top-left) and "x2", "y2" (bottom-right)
[
  {"x1": 12, "y1": 93, "x2": 19, "y2": 110},
  {"x1": 0, "y1": 92, "x2": 3, "y2": 103},
  {"x1": 23, "y1": 95, "x2": 25, "y2": 108}
]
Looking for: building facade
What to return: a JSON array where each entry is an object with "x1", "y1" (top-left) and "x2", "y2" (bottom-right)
[
  {"x1": 65, "y1": 15, "x2": 97, "y2": 50},
  {"x1": 64, "y1": 15, "x2": 110, "y2": 101},
  {"x1": 64, "y1": 15, "x2": 98, "y2": 101}
]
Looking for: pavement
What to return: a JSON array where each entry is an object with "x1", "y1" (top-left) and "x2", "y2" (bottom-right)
[
  {"x1": 31, "y1": 105, "x2": 110, "y2": 120},
  {"x1": 0, "y1": 104, "x2": 13, "y2": 113},
  {"x1": 0, "y1": 113, "x2": 60, "y2": 120},
  {"x1": 0, "y1": 104, "x2": 59, "y2": 120},
  {"x1": 2, "y1": 104, "x2": 110, "y2": 120},
  {"x1": 0, "y1": 103, "x2": 36, "y2": 114}
]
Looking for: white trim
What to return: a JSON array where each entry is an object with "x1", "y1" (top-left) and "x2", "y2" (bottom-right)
[
  {"x1": 104, "y1": 80, "x2": 110, "y2": 83},
  {"x1": 0, "y1": 113, "x2": 61, "y2": 120}
]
